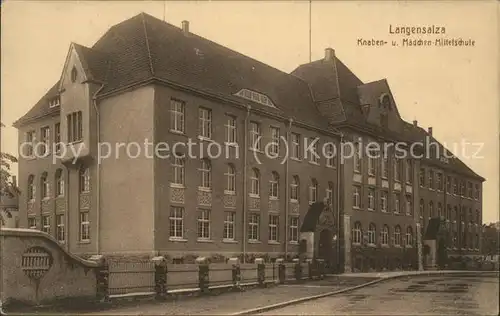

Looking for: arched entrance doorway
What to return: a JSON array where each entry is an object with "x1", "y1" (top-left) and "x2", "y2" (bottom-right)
[{"x1": 318, "y1": 229, "x2": 333, "y2": 268}]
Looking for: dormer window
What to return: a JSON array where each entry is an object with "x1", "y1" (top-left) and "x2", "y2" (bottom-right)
[
  {"x1": 379, "y1": 93, "x2": 392, "y2": 110},
  {"x1": 71, "y1": 66, "x2": 78, "y2": 83},
  {"x1": 234, "y1": 89, "x2": 276, "y2": 108},
  {"x1": 49, "y1": 97, "x2": 60, "y2": 108}
]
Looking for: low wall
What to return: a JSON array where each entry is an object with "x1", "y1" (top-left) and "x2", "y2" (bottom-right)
[{"x1": 0, "y1": 228, "x2": 101, "y2": 307}]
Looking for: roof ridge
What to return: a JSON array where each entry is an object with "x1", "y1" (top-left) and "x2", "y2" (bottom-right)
[{"x1": 140, "y1": 12, "x2": 155, "y2": 77}]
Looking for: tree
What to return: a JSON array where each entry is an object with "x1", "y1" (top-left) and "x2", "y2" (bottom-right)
[{"x1": 0, "y1": 122, "x2": 19, "y2": 226}]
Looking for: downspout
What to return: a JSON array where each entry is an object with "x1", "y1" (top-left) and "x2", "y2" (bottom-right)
[
  {"x1": 284, "y1": 118, "x2": 293, "y2": 259},
  {"x1": 336, "y1": 133, "x2": 344, "y2": 272},
  {"x1": 66, "y1": 167, "x2": 70, "y2": 252},
  {"x1": 242, "y1": 105, "x2": 251, "y2": 263},
  {"x1": 92, "y1": 84, "x2": 105, "y2": 254}
]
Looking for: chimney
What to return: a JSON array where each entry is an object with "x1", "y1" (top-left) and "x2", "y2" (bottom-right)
[
  {"x1": 428, "y1": 127, "x2": 433, "y2": 136},
  {"x1": 324, "y1": 48, "x2": 335, "y2": 62},
  {"x1": 413, "y1": 120, "x2": 418, "y2": 127},
  {"x1": 181, "y1": 20, "x2": 189, "y2": 34}
]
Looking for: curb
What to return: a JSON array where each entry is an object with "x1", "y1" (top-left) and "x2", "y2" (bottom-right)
[{"x1": 230, "y1": 270, "x2": 499, "y2": 315}]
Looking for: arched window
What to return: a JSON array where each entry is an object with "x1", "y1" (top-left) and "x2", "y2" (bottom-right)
[
  {"x1": 55, "y1": 169, "x2": 64, "y2": 197},
  {"x1": 368, "y1": 223, "x2": 376, "y2": 245},
  {"x1": 468, "y1": 208, "x2": 473, "y2": 223},
  {"x1": 419, "y1": 199, "x2": 425, "y2": 218},
  {"x1": 326, "y1": 182, "x2": 334, "y2": 205},
  {"x1": 269, "y1": 171, "x2": 279, "y2": 199},
  {"x1": 352, "y1": 222, "x2": 362, "y2": 244},
  {"x1": 250, "y1": 168, "x2": 260, "y2": 196},
  {"x1": 381, "y1": 225, "x2": 389, "y2": 246},
  {"x1": 199, "y1": 159, "x2": 211, "y2": 189},
  {"x1": 79, "y1": 166, "x2": 90, "y2": 193},
  {"x1": 290, "y1": 176, "x2": 299, "y2": 201},
  {"x1": 406, "y1": 226, "x2": 413, "y2": 246},
  {"x1": 405, "y1": 195, "x2": 412, "y2": 215},
  {"x1": 446, "y1": 204, "x2": 452, "y2": 221},
  {"x1": 394, "y1": 225, "x2": 402, "y2": 246},
  {"x1": 71, "y1": 66, "x2": 78, "y2": 82},
  {"x1": 225, "y1": 164, "x2": 236, "y2": 194},
  {"x1": 41, "y1": 172, "x2": 49, "y2": 199},
  {"x1": 309, "y1": 178, "x2": 318, "y2": 204},
  {"x1": 454, "y1": 206, "x2": 459, "y2": 221},
  {"x1": 437, "y1": 203, "x2": 443, "y2": 218},
  {"x1": 429, "y1": 201, "x2": 434, "y2": 218},
  {"x1": 27, "y1": 175, "x2": 35, "y2": 201},
  {"x1": 171, "y1": 155, "x2": 185, "y2": 185}
]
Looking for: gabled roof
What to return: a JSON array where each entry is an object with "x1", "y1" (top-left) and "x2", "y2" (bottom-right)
[
  {"x1": 13, "y1": 82, "x2": 60, "y2": 127},
  {"x1": 15, "y1": 13, "x2": 331, "y2": 131}
]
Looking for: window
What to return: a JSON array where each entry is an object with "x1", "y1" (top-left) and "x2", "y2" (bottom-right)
[
  {"x1": 326, "y1": 182, "x2": 334, "y2": 205},
  {"x1": 436, "y1": 173, "x2": 443, "y2": 191},
  {"x1": 353, "y1": 145, "x2": 361, "y2": 172},
  {"x1": 393, "y1": 193, "x2": 400, "y2": 213},
  {"x1": 474, "y1": 184, "x2": 480, "y2": 200},
  {"x1": 71, "y1": 66, "x2": 78, "y2": 82},
  {"x1": 49, "y1": 96, "x2": 60, "y2": 108},
  {"x1": 225, "y1": 115, "x2": 237, "y2": 144},
  {"x1": 79, "y1": 166, "x2": 90, "y2": 193},
  {"x1": 269, "y1": 172, "x2": 279, "y2": 199},
  {"x1": 393, "y1": 158, "x2": 401, "y2": 182},
  {"x1": 309, "y1": 179, "x2": 318, "y2": 204},
  {"x1": 367, "y1": 188, "x2": 375, "y2": 211},
  {"x1": 234, "y1": 89, "x2": 275, "y2": 107},
  {"x1": 41, "y1": 172, "x2": 49, "y2": 199},
  {"x1": 446, "y1": 176, "x2": 452, "y2": 192},
  {"x1": 420, "y1": 199, "x2": 425, "y2": 218},
  {"x1": 197, "y1": 209, "x2": 210, "y2": 240},
  {"x1": 460, "y1": 181, "x2": 466, "y2": 196},
  {"x1": 453, "y1": 178, "x2": 458, "y2": 195},
  {"x1": 394, "y1": 225, "x2": 402, "y2": 246},
  {"x1": 223, "y1": 212, "x2": 235, "y2": 240},
  {"x1": 79, "y1": 211, "x2": 90, "y2": 241},
  {"x1": 56, "y1": 214, "x2": 65, "y2": 242},
  {"x1": 248, "y1": 214, "x2": 260, "y2": 241},
  {"x1": 55, "y1": 123, "x2": 61, "y2": 154},
  {"x1": 381, "y1": 225, "x2": 389, "y2": 246},
  {"x1": 67, "y1": 111, "x2": 83, "y2": 143},
  {"x1": 352, "y1": 222, "x2": 362, "y2": 244},
  {"x1": 467, "y1": 182, "x2": 473, "y2": 198},
  {"x1": 405, "y1": 160, "x2": 412, "y2": 183},
  {"x1": 270, "y1": 127, "x2": 280, "y2": 156},
  {"x1": 406, "y1": 227, "x2": 413, "y2": 246},
  {"x1": 308, "y1": 138, "x2": 320, "y2": 164},
  {"x1": 25, "y1": 131, "x2": 35, "y2": 157},
  {"x1": 419, "y1": 168, "x2": 425, "y2": 187},
  {"x1": 353, "y1": 186, "x2": 361, "y2": 209},
  {"x1": 250, "y1": 121, "x2": 261, "y2": 150},
  {"x1": 405, "y1": 195, "x2": 412, "y2": 215},
  {"x1": 250, "y1": 168, "x2": 260, "y2": 196},
  {"x1": 28, "y1": 217, "x2": 36, "y2": 229},
  {"x1": 430, "y1": 201, "x2": 436, "y2": 218},
  {"x1": 380, "y1": 191, "x2": 388, "y2": 212},
  {"x1": 268, "y1": 215, "x2": 279, "y2": 242},
  {"x1": 55, "y1": 169, "x2": 64, "y2": 197},
  {"x1": 170, "y1": 99, "x2": 185, "y2": 133},
  {"x1": 42, "y1": 215, "x2": 50, "y2": 233},
  {"x1": 437, "y1": 203, "x2": 443, "y2": 218},
  {"x1": 326, "y1": 143, "x2": 336, "y2": 167},
  {"x1": 225, "y1": 164, "x2": 236, "y2": 194},
  {"x1": 171, "y1": 156, "x2": 185, "y2": 186},
  {"x1": 291, "y1": 133, "x2": 300, "y2": 159},
  {"x1": 198, "y1": 107, "x2": 212, "y2": 139},
  {"x1": 428, "y1": 170, "x2": 435, "y2": 189},
  {"x1": 368, "y1": 156, "x2": 376, "y2": 176},
  {"x1": 199, "y1": 159, "x2": 211, "y2": 190},
  {"x1": 446, "y1": 205, "x2": 452, "y2": 221},
  {"x1": 289, "y1": 216, "x2": 299, "y2": 243},
  {"x1": 381, "y1": 155, "x2": 389, "y2": 179},
  {"x1": 368, "y1": 223, "x2": 376, "y2": 245},
  {"x1": 169, "y1": 207, "x2": 184, "y2": 238},
  {"x1": 290, "y1": 176, "x2": 299, "y2": 201},
  {"x1": 40, "y1": 126, "x2": 50, "y2": 156},
  {"x1": 27, "y1": 175, "x2": 36, "y2": 201},
  {"x1": 475, "y1": 210, "x2": 480, "y2": 224}
]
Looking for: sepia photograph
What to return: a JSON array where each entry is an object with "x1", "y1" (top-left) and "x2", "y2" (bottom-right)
[{"x1": 0, "y1": 1, "x2": 498, "y2": 315}]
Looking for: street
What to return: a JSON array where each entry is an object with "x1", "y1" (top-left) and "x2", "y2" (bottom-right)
[{"x1": 258, "y1": 275, "x2": 499, "y2": 315}]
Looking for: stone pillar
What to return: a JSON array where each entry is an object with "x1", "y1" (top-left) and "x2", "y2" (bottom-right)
[
  {"x1": 89, "y1": 255, "x2": 109, "y2": 302},
  {"x1": 151, "y1": 256, "x2": 167, "y2": 300},
  {"x1": 196, "y1": 257, "x2": 209, "y2": 294},
  {"x1": 343, "y1": 215, "x2": 352, "y2": 272},
  {"x1": 228, "y1": 257, "x2": 242, "y2": 291},
  {"x1": 275, "y1": 258, "x2": 285, "y2": 284},
  {"x1": 293, "y1": 258, "x2": 302, "y2": 281},
  {"x1": 255, "y1": 258, "x2": 265, "y2": 287}
]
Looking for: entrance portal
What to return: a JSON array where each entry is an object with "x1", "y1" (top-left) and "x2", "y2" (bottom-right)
[{"x1": 318, "y1": 229, "x2": 333, "y2": 267}]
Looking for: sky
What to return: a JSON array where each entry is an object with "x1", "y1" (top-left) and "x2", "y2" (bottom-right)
[{"x1": 1, "y1": 1, "x2": 498, "y2": 223}]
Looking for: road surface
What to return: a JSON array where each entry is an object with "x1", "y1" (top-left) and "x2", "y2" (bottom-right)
[{"x1": 258, "y1": 275, "x2": 499, "y2": 315}]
